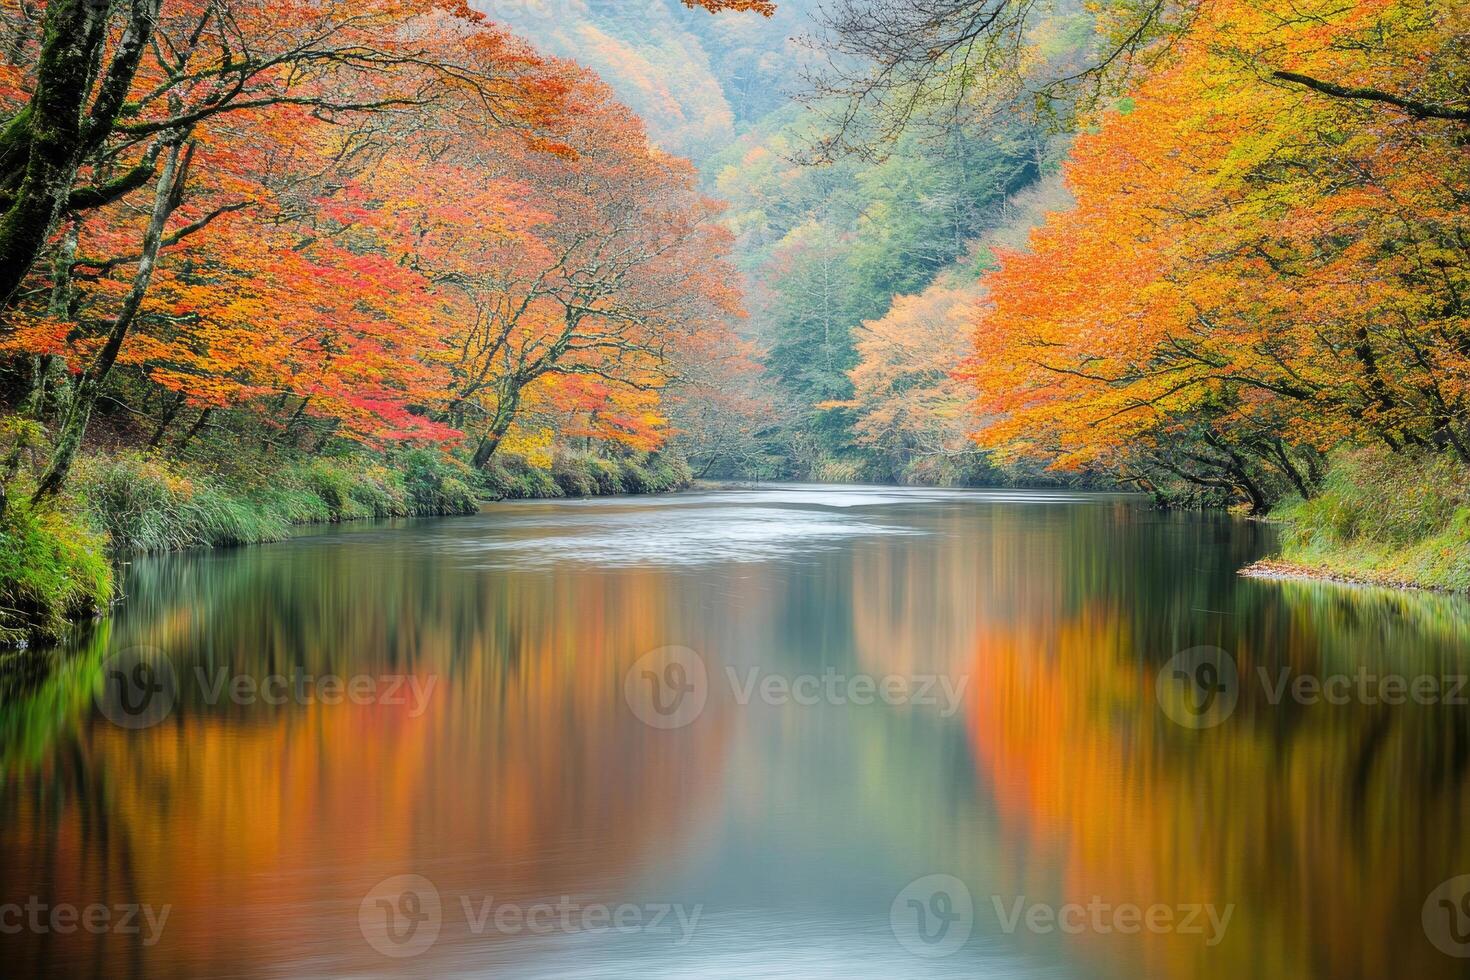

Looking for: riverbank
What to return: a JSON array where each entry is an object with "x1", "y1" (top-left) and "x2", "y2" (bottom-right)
[
  {"x1": 1, "y1": 447, "x2": 691, "y2": 649},
  {"x1": 1238, "y1": 559, "x2": 1461, "y2": 595},
  {"x1": 1250, "y1": 448, "x2": 1469, "y2": 595}
]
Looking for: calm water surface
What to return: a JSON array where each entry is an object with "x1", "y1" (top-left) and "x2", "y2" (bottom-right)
[{"x1": 4, "y1": 485, "x2": 1470, "y2": 979}]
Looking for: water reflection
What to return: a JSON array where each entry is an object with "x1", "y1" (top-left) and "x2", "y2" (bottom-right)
[{"x1": 1, "y1": 486, "x2": 1468, "y2": 978}]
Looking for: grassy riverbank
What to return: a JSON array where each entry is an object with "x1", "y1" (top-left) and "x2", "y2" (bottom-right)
[
  {"x1": 1258, "y1": 448, "x2": 1470, "y2": 594},
  {"x1": 0, "y1": 502, "x2": 112, "y2": 648},
  {"x1": 1, "y1": 446, "x2": 691, "y2": 648}
]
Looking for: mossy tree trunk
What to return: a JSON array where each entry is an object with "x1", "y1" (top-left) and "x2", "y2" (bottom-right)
[
  {"x1": 32, "y1": 138, "x2": 189, "y2": 503},
  {"x1": 21, "y1": 221, "x2": 79, "y2": 418},
  {"x1": 471, "y1": 387, "x2": 523, "y2": 469},
  {"x1": 0, "y1": 0, "x2": 158, "y2": 308}
]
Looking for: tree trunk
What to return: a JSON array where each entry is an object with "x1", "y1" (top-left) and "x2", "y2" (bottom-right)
[
  {"x1": 1267, "y1": 439, "x2": 1313, "y2": 499},
  {"x1": 282, "y1": 395, "x2": 312, "y2": 447},
  {"x1": 172, "y1": 406, "x2": 213, "y2": 455},
  {"x1": 0, "y1": 0, "x2": 157, "y2": 308},
  {"x1": 311, "y1": 418, "x2": 340, "y2": 453},
  {"x1": 22, "y1": 221, "x2": 79, "y2": 417},
  {"x1": 472, "y1": 391, "x2": 522, "y2": 468},
  {"x1": 32, "y1": 139, "x2": 186, "y2": 503},
  {"x1": 472, "y1": 432, "x2": 502, "y2": 469},
  {"x1": 147, "y1": 391, "x2": 187, "y2": 448}
]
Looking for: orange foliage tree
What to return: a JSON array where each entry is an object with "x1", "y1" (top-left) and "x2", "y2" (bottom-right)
[
  {"x1": 844, "y1": 280, "x2": 985, "y2": 482},
  {"x1": 961, "y1": 0, "x2": 1469, "y2": 509},
  {"x1": 397, "y1": 66, "x2": 747, "y2": 468},
  {"x1": 0, "y1": 0, "x2": 759, "y2": 500}
]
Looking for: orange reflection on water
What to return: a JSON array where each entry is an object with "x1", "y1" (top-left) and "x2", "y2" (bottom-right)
[
  {"x1": 967, "y1": 593, "x2": 1470, "y2": 979},
  {"x1": 2, "y1": 562, "x2": 733, "y2": 977}
]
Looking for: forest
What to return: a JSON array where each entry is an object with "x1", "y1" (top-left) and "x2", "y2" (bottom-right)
[{"x1": 0, "y1": 0, "x2": 1467, "y2": 646}]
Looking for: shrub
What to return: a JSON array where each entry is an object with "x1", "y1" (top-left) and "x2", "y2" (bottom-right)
[
  {"x1": 347, "y1": 464, "x2": 411, "y2": 517},
  {"x1": 551, "y1": 450, "x2": 599, "y2": 497},
  {"x1": 642, "y1": 452, "x2": 692, "y2": 491},
  {"x1": 615, "y1": 456, "x2": 653, "y2": 493},
  {"x1": 809, "y1": 455, "x2": 870, "y2": 484},
  {"x1": 398, "y1": 449, "x2": 479, "y2": 514},
  {"x1": 503, "y1": 448, "x2": 690, "y2": 498},
  {"x1": 75, "y1": 452, "x2": 213, "y2": 551},
  {"x1": 1276, "y1": 448, "x2": 1467, "y2": 550},
  {"x1": 295, "y1": 460, "x2": 369, "y2": 521},
  {"x1": 588, "y1": 455, "x2": 624, "y2": 495},
  {"x1": 481, "y1": 452, "x2": 562, "y2": 499}
]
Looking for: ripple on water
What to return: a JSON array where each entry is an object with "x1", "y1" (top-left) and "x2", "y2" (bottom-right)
[{"x1": 449, "y1": 504, "x2": 925, "y2": 569}]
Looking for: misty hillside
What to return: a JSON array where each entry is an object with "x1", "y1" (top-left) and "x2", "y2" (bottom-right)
[{"x1": 484, "y1": 0, "x2": 824, "y2": 160}]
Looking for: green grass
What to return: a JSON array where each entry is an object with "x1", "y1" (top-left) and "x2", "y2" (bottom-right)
[
  {"x1": 1271, "y1": 447, "x2": 1470, "y2": 592},
  {"x1": 73, "y1": 449, "x2": 481, "y2": 553},
  {"x1": 489, "y1": 448, "x2": 691, "y2": 499},
  {"x1": 0, "y1": 500, "x2": 112, "y2": 648}
]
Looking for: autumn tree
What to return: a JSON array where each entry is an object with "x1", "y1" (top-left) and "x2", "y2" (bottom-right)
[
  {"x1": 844, "y1": 282, "x2": 984, "y2": 481},
  {"x1": 401, "y1": 67, "x2": 746, "y2": 469},
  {"x1": 0, "y1": 0, "x2": 765, "y2": 510},
  {"x1": 1, "y1": 0, "x2": 565, "y2": 498},
  {"x1": 962, "y1": 0, "x2": 1469, "y2": 509}
]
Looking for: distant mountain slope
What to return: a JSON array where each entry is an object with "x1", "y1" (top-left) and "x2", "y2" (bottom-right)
[{"x1": 480, "y1": 0, "x2": 1079, "y2": 480}]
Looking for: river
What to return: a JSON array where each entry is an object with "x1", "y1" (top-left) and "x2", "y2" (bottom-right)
[{"x1": 3, "y1": 485, "x2": 1470, "y2": 978}]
